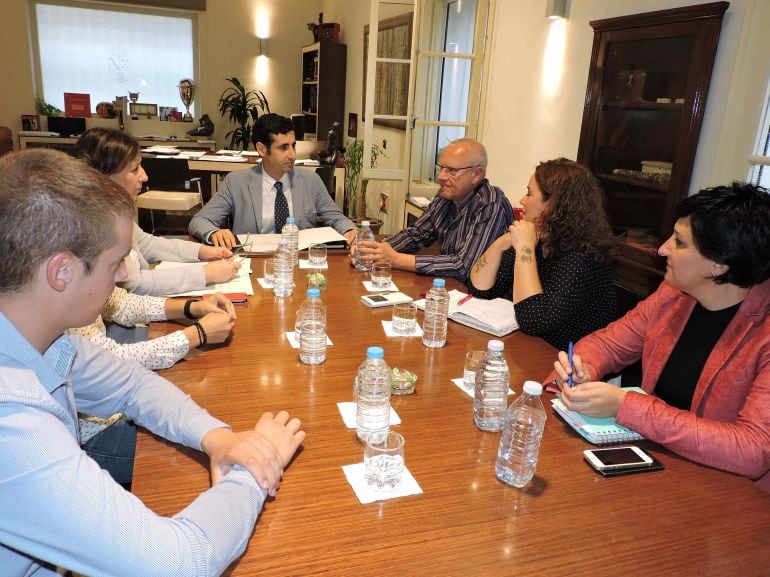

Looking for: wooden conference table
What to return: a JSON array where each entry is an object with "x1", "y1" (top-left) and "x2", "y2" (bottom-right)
[{"x1": 133, "y1": 254, "x2": 770, "y2": 577}]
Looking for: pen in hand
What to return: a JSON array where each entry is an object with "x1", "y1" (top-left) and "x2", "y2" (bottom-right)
[{"x1": 567, "y1": 341, "x2": 574, "y2": 388}]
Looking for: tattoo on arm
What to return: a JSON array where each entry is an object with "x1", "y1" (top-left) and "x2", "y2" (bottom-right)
[
  {"x1": 474, "y1": 254, "x2": 488, "y2": 273},
  {"x1": 519, "y1": 246, "x2": 534, "y2": 264}
]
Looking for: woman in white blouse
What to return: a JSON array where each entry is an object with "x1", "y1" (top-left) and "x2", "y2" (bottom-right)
[{"x1": 73, "y1": 127, "x2": 240, "y2": 296}]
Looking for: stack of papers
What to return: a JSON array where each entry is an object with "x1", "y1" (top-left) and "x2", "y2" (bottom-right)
[
  {"x1": 174, "y1": 150, "x2": 207, "y2": 158},
  {"x1": 143, "y1": 145, "x2": 181, "y2": 155},
  {"x1": 409, "y1": 196, "x2": 431, "y2": 208},
  {"x1": 199, "y1": 155, "x2": 249, "y2": 163},
  {"x1": 414, "y1": 289, "x2": 518, "y2": 337},
  {"x1": 154, "y1": 259, "x2": 253, "y2": 297},
  {"x1": 237, "y1": 227, "x2": 347, "y2": 254}
]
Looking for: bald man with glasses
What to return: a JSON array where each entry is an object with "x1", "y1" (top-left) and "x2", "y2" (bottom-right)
[{"x1": 352, "y1": 138, "x2": 513, "y2": 283}]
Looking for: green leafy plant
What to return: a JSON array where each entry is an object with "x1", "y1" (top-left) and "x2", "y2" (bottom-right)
[
  {"x1": 34, "y1": 96, "x2": 62, "y2": 117},
  {"x1": 217, "y1": 78, "x2": 270, "y2": 151},
  {"x1": 344, "y1": 138, "x2": 385, "y2": 220}
]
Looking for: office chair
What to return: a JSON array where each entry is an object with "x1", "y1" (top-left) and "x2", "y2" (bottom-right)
[{"x1": 135, "y1": 155, "x2": 202, "y2": 234}]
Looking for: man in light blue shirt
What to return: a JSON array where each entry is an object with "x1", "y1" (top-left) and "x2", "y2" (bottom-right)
[{"x1": 0, "y1": 149, "x2": 305, "y2": 577}]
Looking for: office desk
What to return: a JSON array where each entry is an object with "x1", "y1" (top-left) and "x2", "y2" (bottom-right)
[
  {"x1": 133, "y1": 255, "x2": 770, "y2": 577},
  {"x1": 19, "y1": 134, "x2": 215, "y2": 152}
]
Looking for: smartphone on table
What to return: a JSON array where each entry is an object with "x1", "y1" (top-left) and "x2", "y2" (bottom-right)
[{"x1": 583, "y1": 446, "x2": 660, "y2": 476}]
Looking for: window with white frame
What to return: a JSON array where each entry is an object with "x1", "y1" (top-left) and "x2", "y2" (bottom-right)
[
  {"x1": 749, "y1": 78, "x2": 770, "y2": 189},
  {"x1": 410, "y1": 0, "x2": 488, "y2": 186},
  {"x1": 33, "y1": 1, "x2": 195, "y2": 116}
]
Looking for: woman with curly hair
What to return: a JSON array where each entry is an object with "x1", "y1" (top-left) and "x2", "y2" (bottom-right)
[{"x1": 468, "y1": 158, "x2": 616, "y2": 350}]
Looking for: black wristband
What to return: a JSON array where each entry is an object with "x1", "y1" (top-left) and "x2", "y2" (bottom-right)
[
  {"x1": 194, "y1": 320, "x2": 208, "y2": 347},
  {"x1": 183, "y1": 299, "x2": 200, "y2": 320}
]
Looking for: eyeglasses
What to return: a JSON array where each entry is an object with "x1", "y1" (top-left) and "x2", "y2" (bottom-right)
[{"x1": 434, "y1": 164, "x2": 477, "y2": 177}]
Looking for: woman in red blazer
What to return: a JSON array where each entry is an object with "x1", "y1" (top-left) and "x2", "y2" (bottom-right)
[{"x1": 553, "y1": 183, "x2": 770, "y2": 491}]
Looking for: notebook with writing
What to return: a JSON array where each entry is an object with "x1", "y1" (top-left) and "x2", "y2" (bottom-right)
[
  {"x1": 551, "y1": 387, "x2": 646, "y2": 445},
  {"x1": 413, "y1": 289, "x2": 518, "y2": 337}
]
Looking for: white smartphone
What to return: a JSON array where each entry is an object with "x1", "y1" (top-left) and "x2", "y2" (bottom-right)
[{"x1": 583, "y1": 446, "x2": 654, "y2": 472}]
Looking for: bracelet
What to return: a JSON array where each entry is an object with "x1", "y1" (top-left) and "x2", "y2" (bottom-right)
[
  {"x1": 183, "y1": 299, "x2": 200, "y2": 320},
  {"x1": 193, "y1": 321, "x2": 208, "y2": 347}
]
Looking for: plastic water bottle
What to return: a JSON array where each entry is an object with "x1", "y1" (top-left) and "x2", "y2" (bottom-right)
[
  {"x1": 354, "y1": 220, "x2": 375, "y2": 271},
  {"x1": 496, "y1": 380, "x2": 547, "y2": 488},
  {"x1": 282, "y1": 216, "x2": 299, "y2": 267},
  {"x1": 473, "y1": 339, "x2": 510, "y2": 431},
  {"x1": 297, "y1": 288, "x2": 327, "y2": 364},
  {"x1": 272, "y1": 238, "x2": 294, "y2": 297},
  {"x1": 422, "y1": 278, "x2": 449, "y2": 348},
  {"x1": 355, "y1": 346, "x2": 391, "y2": 442}
]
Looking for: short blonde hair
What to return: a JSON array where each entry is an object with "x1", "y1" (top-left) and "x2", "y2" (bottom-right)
[{"x1": 0, "y1": 148, "x2": 134, "y2": 292}]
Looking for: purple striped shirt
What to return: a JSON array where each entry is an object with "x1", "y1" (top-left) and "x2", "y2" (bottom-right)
[{"x1": 385, "y1": 179, "x2": 513, "y2": 282}]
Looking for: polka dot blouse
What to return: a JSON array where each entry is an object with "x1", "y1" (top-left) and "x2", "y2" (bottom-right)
[{"x1": 468, "y1": 245, "x2": 617, "y2": 351}]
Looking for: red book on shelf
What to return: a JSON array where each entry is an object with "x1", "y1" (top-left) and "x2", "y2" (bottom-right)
[{"x1": 64, "y1": 93, "x2": 91, "y2": 118}]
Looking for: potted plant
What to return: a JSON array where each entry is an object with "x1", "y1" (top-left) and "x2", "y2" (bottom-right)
[
  {"x1": 217, "y1": 77, "x2": 270, "y2": 151},
  {"x1": 35, "y1": 96, "x2": 62, "y2": 117},
  {"x1": 344, "y1": 138, "x2": 386, "y2": 233}
]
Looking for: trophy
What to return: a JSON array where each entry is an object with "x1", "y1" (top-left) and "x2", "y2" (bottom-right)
[
  {"x1": 178, "y1": 79, "x2": 196, "y2": 122},
  {"x1": 128, "y1": 91, "x2": 139, "y2": 120}
]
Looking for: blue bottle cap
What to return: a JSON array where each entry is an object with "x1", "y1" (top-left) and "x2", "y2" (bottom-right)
[
  {"x1": 306, "y1": 288, "x2": 321, "y2": 297},
  {"x1": 433, "y1": 278, "x2": 446, "y2": 287},
  {"x1": 286, "y1": 217, "x2": 296, "y2": 223},
  {"x1": 366, "y1": 346, "x2": 384, "y2": 359}
]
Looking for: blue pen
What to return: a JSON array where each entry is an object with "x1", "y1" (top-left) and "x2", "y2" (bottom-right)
[{"x1": 567, "y1": 341, "x2": 574, "y2": 388}]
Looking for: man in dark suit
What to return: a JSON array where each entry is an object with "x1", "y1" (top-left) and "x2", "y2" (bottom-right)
[{"x1": 189, "y1": 113, "x2": 357, "y2": 248}]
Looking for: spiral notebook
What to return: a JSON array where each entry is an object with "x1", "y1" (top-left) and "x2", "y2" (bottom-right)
[{"x1": 551, "y1": 387, "x2": 646, "y2": 445}]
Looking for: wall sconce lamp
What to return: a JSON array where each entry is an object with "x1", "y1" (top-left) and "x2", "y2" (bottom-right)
[
  {"x1": 546, "y1": 0, "x2": 568, "y2": 20},
  {"x1": 257, "y1": 37, "x2": 268, "y2": 56}
]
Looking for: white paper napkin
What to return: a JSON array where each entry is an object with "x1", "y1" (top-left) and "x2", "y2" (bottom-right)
[
  {"x1": 342, "y1": 462, "x2": 423, "y2": 504},
  {"x1": 285, "y1": 331, "x2": 333, "y2": 349},
  {"x1": 451, "y1": 377, "x2": 514, "y2": 398},
  {"x1": 257, "y1": 277, "x2": 273, "y2": 289},
  {"x1": 381, "y1": 320, "x2": 423, "y2": 337},
  {"x1": 336, "y1": 402, "x2": 401, "y2": 429},
  {"x1": 362, "y1": 280, "x2": 398, "y2": 292},
  {"x1": 299, "y1": 259, "x2": 329, "y2": 269}
]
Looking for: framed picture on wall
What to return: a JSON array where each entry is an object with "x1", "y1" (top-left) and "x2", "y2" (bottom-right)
[
  {"x1": 348, "y1": 112, "x2": 358, "y2": 138},
  {"x1": 21, "y1": 115, "x2": 40, "y2": 131}
]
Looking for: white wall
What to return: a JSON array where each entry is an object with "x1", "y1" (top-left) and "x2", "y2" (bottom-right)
[{"x1": 482, "y1": 0, "x2": 770, "y2": 206}]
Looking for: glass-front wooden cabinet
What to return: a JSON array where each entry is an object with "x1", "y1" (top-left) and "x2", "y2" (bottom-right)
[{"x1": 577, "y1": 2, "x2": 728, "y2": 298}]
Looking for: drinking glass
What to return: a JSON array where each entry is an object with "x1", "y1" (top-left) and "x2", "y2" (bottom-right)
[
  {"x1": 391, "y1": 302, "x2": 417, "y2": 335},
  {"x1": 263, "y1": 258, "x2": 274, "y2": 286},
  {"x1": 464, "y1": 350, "x2": 486, "y2": 390},
  {"x1": 364, "y1": 431, "x2": 405, "y2": 490},
  {"x1": 513, "y1": 207, "x2": 524, "y2": 221},
  {"x1": 308, "y1": 243, "x2": 327, "y2": 266},
  {"x1": 371, "y1": 260, "x2": 392, "y2": 289}
]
